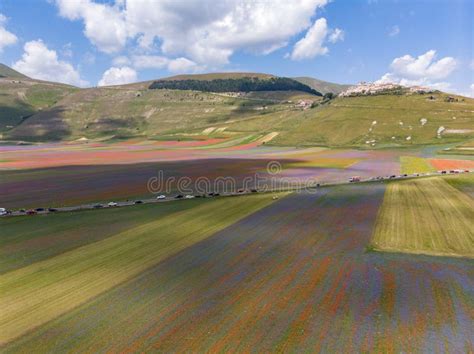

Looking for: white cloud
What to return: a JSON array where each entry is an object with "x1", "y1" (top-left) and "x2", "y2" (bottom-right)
[
  {"x1": 55, "y1": 0, "x2": 331, "y2": 67},
  {"x1": 290, "y1": 18, "x2": 328, "y2": 60},
  {"x1": 390, "y1": 50, "x2": 457, "y2": 80},
  {"x1": 0, "y1": 13, "x2": 18, "y2": 51},
  {"x1": 462, "y1": 84, "x2": 474, "y2": 98},
  {"x1": 132, "y1": 55, "x2": 202, "y2": 73},
  {"x1": 61, "y1": 42, "x2": 73, "y2": 58},
  {"x1": 388, "y1": 25, "x2": 400, "y2": 37},
  {"x1": 13, "y1": 40, "x2": 88, "y2": 86},
  {"x1": 328, "y1": 28, "x2": 344, "y2": 43},
  {"x1": 98, "y1": 66, "x2": 137, "y2": 86},
  {"x1": 132, "y1": 55, "x2": 168, "y2": 69},
  {"x1": 376, "y1": 50, "x2": 458, "y2": 93},
  {"x1": 56, "y1": 0, "x2": 127, "y2": 54},
  {"x1": 112, "y1": 55, "x2": 131, "y2": 66},
  {"x1": 167, "y1": 57, "x2": 201, "y2": 73}
]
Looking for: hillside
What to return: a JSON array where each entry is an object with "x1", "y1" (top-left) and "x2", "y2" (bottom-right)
[
  {"x1": 0, "y1": 63, "x2": 27, "y2": 79},
  {"x1": 1, "y1": 65, "x2": 473, "y2": 148},
  {"x1": 293, "y1": 77, "x2": 351, "y2": 95},
  {"x1": 0, "y1": 64, "x2": 77, "y2": 136}
]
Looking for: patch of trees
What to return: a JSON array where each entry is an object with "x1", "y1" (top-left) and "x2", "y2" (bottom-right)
[{"x1": 149, "y1": 77, "x2": 322, "y2": 96}]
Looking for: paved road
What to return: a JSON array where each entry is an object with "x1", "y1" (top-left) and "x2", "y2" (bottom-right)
[{"x1": 1, "y1": 170, "x2": 471, "y2": 218}]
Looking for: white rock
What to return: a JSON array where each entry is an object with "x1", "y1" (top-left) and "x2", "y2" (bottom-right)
[
  {"x1": 399, "y1": 121, "x2": 404, "y2": 126},
  {"x1": 372, "y1": 120, "x2": 377, "y2": 125},
  {"x1": 406, "y1": 136, "x2": 411, "y2": 141},
  {"x1": 437, "y1": 126, "x2": 445, "y2": 136},
  {"x1": 420, "y1": 118, "x2": 427, "y2": 126}
]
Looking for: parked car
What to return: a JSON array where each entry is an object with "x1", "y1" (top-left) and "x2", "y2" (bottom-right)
[
  {"x1": 213, "y1": 193, "x2": 220, "y2": 196},
  {"x1": 26, "y1": 210, "x2": 37, "y2": 215},
  {"x1": 19, "y1": 209, "x2": 26, "y2": 213},
  {"x1": 48, "y1": 208, "x2": 58, "y2": 212},
  {"x1": 349, "y1": 176, "x2": 361, "y2": 182},
  {"x1": 35, "y1": 207, "x2": 45, "y2": 212},
  {"x1": 93, "y1": 204, "x2": 103, "y2": 209},
  {"x1": 272, "y1": 195, "x2": 279, "y2": 200},
  {"x1": 250, "y1": 189, "x2": 258, "y2": 193},
  {"x1": 175, "y1": 194, "x2": 184, "y2": 199},
  {"x1": 134, "y1": 200, "x2": 143, "y2": 204},
  {"x1": 185, "y1": 195, "x2": 195, "y2": 199},
  {"x1": 156, "y1": 195, "x2": 166, "y2": 200},
  {"x1": 0, "y1": 208, "x2": 7, "y2": 216}
]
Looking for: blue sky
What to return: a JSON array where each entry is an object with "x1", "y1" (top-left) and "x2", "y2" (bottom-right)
[{"x1": 0, "y1": 0, "x2": 472, "y2": 95}]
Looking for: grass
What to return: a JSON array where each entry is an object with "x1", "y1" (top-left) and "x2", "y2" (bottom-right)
[
  {"x1": 0, "y1": 201, "x2": 199, "y2": 273},
  {"x1": 400, "y1": 156, "x2": 436, "y2": 174},
  {"x1": 444, "y1": 173, "x2": 474, "y2": 196},
  {"x1": 0, "y1": 193, "x2": 283, "y2": 345},
  {"x1": 371, "y1": 176, "x2": 474, "y2": 258},
  {"x1": 0, "y1": 79, "x2": 75, "y2": 134},
  {"x1": 269, "y1": 93, "x2": 474, "y2": 147}
]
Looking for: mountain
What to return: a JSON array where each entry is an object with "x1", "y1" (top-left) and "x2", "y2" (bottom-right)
[
  {"x1": 0, "y1": 64, "x2": 77, "y2": 136},
  {"x1": 1, "y1": 66, "x2": 473, "y2": 148},
  {"x1": 0, "y1": 63, "x2": 28, "y2": 79},
  {"x1": 293, "y1": 77, "x2": 351, "y2": 95}
]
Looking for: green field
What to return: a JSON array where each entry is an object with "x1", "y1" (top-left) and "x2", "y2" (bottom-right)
[
  {"x1": 371, "y1": 177, "x2": 474, "y2": 258},
  {"x1": 400, "y1": 156, "x2": 436, "y2": 174},
  {"x1": 0, "y1": 193, "x2": 283, "y2": 345}
]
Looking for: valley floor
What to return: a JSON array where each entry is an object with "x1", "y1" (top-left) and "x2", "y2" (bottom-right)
[
  {"x1": 1, "y1": 141, "x2": 473, "y2": 352},
  {"x1": 1, "y1": 181, "x2": 473, "y2": 352}
]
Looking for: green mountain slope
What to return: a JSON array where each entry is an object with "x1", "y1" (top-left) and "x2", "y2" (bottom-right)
[
  {"x1": 293, "y1": 76, "x2": 351, "y2": 95},
  {"x1": 2, "y1": 66, "x2": 473, "y2": 148},
  {"x1": 0, "y1": 64, "x2": 78, "y2": 137},
  {"x1": 0, "y1": 63, "x2": 28, "y2": 79}
]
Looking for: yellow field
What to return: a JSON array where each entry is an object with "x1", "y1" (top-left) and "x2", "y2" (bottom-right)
[
  {"x1": 286, "y1": 157, "x2": 359, "y2": 169},
  {"x1": 371, "y1": 177, "x2": 474, "y2": 258},
  {"x1": 400, "y1": 156, "x2": 436, "y2": 174}
]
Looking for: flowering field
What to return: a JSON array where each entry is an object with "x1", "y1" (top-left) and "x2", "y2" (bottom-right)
[
  {"x1": 430, "y1": 158, "x2": 474, "y2": 171},
  {"x1": 400, "y1": 156, "x2": 436, "y2": 174},
  {"x1": 2, "y1": 182, "x2": 473, "y2": 352}
]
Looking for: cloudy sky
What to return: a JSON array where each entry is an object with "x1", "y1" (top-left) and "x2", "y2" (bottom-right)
[{"x1": 0, "y1": 0, "x2": 472, "y2": 95}]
